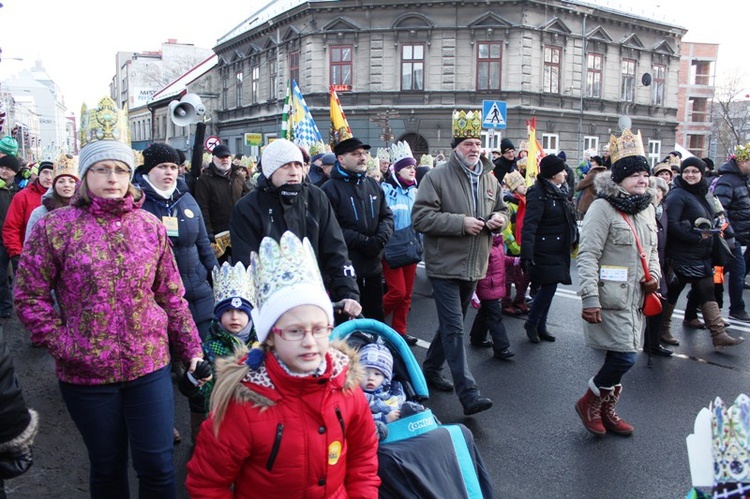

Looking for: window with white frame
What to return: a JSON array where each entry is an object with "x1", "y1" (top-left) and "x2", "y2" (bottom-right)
[
  {"x1": 543, "y1": 46, "x2": 561, "y2": 94},
  {"x1": 621, "y1": 59, "x2": 636, "y2": 102},
  {"x1": 401, "y1": 44, "x2": 424, "y2": 91},
  {"x1": 542, "y1": 133, "x2": 559, "y2": 154},
  {"x1": 652, "y1": 64, "x2": 666, "y2": 106},
  {"x1": 269, "y1": 59, "x2": 278, "y2": 100},
  {"x1": 586, "y1": 53, "x2": 603, "y2": 98},
  {"x1": 235, "y1": 71, "x2": 243, "y2": 107},
  {"x1": 647, "y1": 140, "x2": 662, "y2": 168},
  {"x1": 251, "y1": 65, "x2": 259, "y2": 104},
  {"x1": 481, "y1": 130, "x2": 501, "y2": 150},
  {"x1": 583, "y1": 136, "x2": 599, "y2": 153}
]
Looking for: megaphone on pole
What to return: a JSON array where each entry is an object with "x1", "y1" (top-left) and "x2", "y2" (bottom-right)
[{"x1": 169, "y1": 93, "x2": 206, "y2": 127}]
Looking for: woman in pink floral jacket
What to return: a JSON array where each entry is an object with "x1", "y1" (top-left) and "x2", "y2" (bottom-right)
[{"x1": 14, "y1": 125, "x2": 205, "y2": 499}]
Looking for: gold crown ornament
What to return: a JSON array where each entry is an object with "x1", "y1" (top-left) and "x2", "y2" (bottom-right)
[
  {"x1": 79, "y1": 97, "x2": 131, "y2": 149},
  {"x1": 212, "y1": 262, "x2": 255, "y2": 309},
  {"x1": 608, "y1": 129, "x2": 645, "y2": 165},
  {"x1": 735, "y1": 143, "x2": 750, "y2": 162},
  {"x1": 54, "y1": 153, "x2": 79, "y2": 180},
  {"x1": 419, "y1": 154, "x2": 434, "y2": 167},
  {"x1": 249, "y1": 231, "x2": 333, "y2": 343},
  {"x1": 389, "y1": 141, "x2": 413, "y2": 165},
  {"x1": 365, "y1": 153, "x2": 379, "y2": 173},
  {"x1": 376, "y1": 147, "x2": 391, "y2": 163},
  {"x1": 132, "y1": 149, "x2": 144, "y2": 168},
  {"x1": 518, "y1": 140, "x2": 529, "y2": 152},
  {"x1": 452, "y1": 110, "x2": 483, "y2": 140}
]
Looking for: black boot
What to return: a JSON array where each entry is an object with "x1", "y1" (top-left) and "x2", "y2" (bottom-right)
[
  {"x1": 524, "y1": 322, "x2": 540, "y2": 343},
  {"x1": 537, "y1": 325, "x2": 556, "y2": 342}
]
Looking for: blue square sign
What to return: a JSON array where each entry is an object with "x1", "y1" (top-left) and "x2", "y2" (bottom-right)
[{"x1": 482, "y1": 100, "x2": 507, "y2": 129}]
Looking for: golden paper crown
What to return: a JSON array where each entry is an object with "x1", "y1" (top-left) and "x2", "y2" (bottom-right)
[
  {"x1": 389, "y1": 141, "x2": 413, "y2": 165},
  {"x1": 608, "y1": 129, "x2": 645, "y2": 165},
  {"x1": 419, "y1": 154, "x2": 434, "y2": 167},
  {"x1": 735, "y1": 143, "x2": 750, "y2": 162},
  {"x1": 518, "y1": 140, "x2": 529, "y2": 152},
  {"x1": 365, "y1": 153, "x2": 379, "y2": 173},
  {"x1": 376, "y1": 147, "x2": 391, "y2": 162},
  {"x1": 79, "y1": 97, "x2": 131, "y2": 149},
  {"x1": 54, "y1": 153, "x2": 79, "y2": 180},
  {"x1": 452, "y1": 110, "x2": 483, "y2": 140},
  {"x1": 132, "y1": 149, "x2": 144, "y2": 168},
  {"x1": 212, "y1": 262, "x2": 255, "y2": 308},
  {"x1": 308, "y1": 142, "x2": 328, "y2": 157}
]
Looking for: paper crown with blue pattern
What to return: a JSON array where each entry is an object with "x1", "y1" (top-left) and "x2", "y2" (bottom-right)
[
  {"x1": 712, "y1": 394, "x2": 750, "y2": 486},
  {"x1": 212, "y1": 262, "x2": 255, "y2": 318},
  {"x1": 250, "y1": 232, "x2": 334, "y2": 343}
]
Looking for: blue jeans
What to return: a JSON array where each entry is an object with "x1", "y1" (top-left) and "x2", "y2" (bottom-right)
[
  {"x1": 593, "y1": 351, "x2": 637, "y2": 388},
  {"x1": 526, "y1": 283, "x2": 557, "y2": 331},
  {"x1": 59, "y1": 365, "x2": 176, "y2": 499},
  {"x1": 424, "y1": 278, "x2": 479, "y2": 406},
  {"x1": 725, "y1": 242, "x2": 746, "y2": 314}
]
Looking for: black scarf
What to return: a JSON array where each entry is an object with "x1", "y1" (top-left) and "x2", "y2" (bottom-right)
[
  {"x1": 673, "y1": 175, "x2": 708, "y2": 196},
  {"x1": 602, "y1": 191, "x2": 652, "y2": 215}
]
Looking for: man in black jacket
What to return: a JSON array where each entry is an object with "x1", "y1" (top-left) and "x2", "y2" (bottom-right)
[
  {"x1": 321, "y1": 137, "x2": 394, "y2": 321},
  {"x1": 713, "y1": 151, "x2": 750, "y2": 321},
  {"x1": 0, "y1": 156, "x2": 18, "y2": 318},
  {"x1": 492, "y1": 138, "x2": 517, "y2": 183},
  {"x1": 194, "y1": 144, "x2": 249, "y2": 262},
  {"x1": 230, "y1": 139, "x2": 361, "y2": 318}
]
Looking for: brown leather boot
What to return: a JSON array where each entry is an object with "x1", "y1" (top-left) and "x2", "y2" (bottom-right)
[
  {"x1": 600, "y1": 385, "x2": 634, "y2": 436},
  {"x1": 575, "y1": 378, "x2": 606, "y2": 436},
  {"x1": 701, "y1": 302, "x2": 745, "y2": 350},
  {"x1": 660, "y1": 302, "x2": 680, "y2": 345},
  {"x1": 682, "y1": 317, "x2": 705, "y2": 329}
]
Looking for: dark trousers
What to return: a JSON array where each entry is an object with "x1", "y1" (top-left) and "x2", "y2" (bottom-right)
[
  {"x1": 469, "y1": 299, "x2": 510, "y2": 352},
  {"x1": 59, "y1": 366, "x2": 176, "y2": 499},
  {"x1": 684, "y1": 283, "x2": 724, "y2": 320},
  {"x1": 358, "y1": 273, "x2": 385, "y2": 322},
  {"x1": 725, "y1": 242, "x2": 746, "y2": 314},
  {"x1": 0, "y1": 246, "x2": 12, "y2": 315},
  {"x1": 667, "y1": 274, "x2": 715, "y2": 307},
  {"x1": 527, "y1": 283, "x2": 557, "y2": 331},
  {"x1": 644, "y1": 296, "x2": 666, "y2": 351},
  {"x1": 593, "y1": 350, "x2": 637, "y2": 388},
  {"x1": 424, "y1": 278, "x2": 479, "y2": 406}
]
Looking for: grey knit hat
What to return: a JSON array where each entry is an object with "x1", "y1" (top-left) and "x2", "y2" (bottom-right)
[{"x1": 78, "y1": 140, "x2": 135, "y2": 179}]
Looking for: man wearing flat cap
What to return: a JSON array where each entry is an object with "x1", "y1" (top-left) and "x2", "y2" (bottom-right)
[
  {"x1": 411, "y1": 110, "x2": 509, "y2": 416},
  {"x1": 194, "y1": 144, "x2": 249, "y2": 262},
  {"x1": 321, "y1": 137, "x2": 394, "y2": 321}
]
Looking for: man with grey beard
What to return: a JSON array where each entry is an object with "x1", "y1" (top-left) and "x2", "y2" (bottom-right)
[{"x1": 411, "y1": 111, "x2": 509, "y2": 416}]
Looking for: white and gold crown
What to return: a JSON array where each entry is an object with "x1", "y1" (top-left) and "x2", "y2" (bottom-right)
[
  {"x1": 712, "y1": 394, "x2": 750, "y2": 485},
  {"x1": 54, "y1": 153, "x2": 79, "y2": 180},
  {"x1": 390, "y1": 141, "x2": 413, "y2": 165},
  {"x1": 249, "y1": 232, "x2": 333, "y2": 342},
  {"x1": 609, "y1": 129, "x2": 645, "y2": 165},
  {"x1": 376, "y1": 147, "x2": 391, "y2": 162},
  {"x1": 419, "y1": 154, "x2": 434, "y2": 167},
  {"x1": 365, "y1": 153, "x2": 379, "y2": 173},
  {"x1": 212, "y1": 262, "x2": 254, "y2": 308},
  {"x1": 79, "y1": 97, "x2": 130, "y2": 149},
  {"x1": 452, "y1": 110, "x2": 483, "y2": 140}
]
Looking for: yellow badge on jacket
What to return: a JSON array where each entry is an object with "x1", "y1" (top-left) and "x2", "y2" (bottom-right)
[
  {"x1": 162, "y1": 216, "x2": 179, "y2": 237},
  {"x1": 328, "y1": 441, "x2": 342, "y2": 465}
]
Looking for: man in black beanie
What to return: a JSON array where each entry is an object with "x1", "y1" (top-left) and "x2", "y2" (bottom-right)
[{"x1": 492, "y1": 137, "x2": 517, "y2": 183}]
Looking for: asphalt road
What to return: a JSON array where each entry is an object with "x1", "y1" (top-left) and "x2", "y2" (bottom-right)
[{"x1": 4, "y1": 262, "x2": 749, "y2": 498}]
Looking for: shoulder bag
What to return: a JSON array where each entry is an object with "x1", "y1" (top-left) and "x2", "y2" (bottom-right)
[
  {"x1": 619, "y1": 212, "x2": 662, "y2": 317},
  {"x1": 384, "y1": 226, "x2": 423, "y2": 268}
]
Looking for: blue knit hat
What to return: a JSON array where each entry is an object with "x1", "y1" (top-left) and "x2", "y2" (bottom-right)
[{"x1": 359, "y1": 343, "x2": 394, "y2": 381}]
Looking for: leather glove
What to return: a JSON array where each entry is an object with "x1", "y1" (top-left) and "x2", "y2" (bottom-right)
[
  {"x1": 207, "y1": 233, "x2": 216, "y2": 244},
  {"x1": 520, "y1": 258, "x2": 534, "y2": 274},
  {"x1": 641, "y1": 277, "x2": 659, "y2": 294},
  {"x1": 581, "y1": 307, "x2": 603, "y2": 324}
]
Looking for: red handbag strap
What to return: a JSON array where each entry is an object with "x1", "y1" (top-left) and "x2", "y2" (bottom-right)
[{"x1": 619, "y1": 211, "x2": 650, "y2": 278}]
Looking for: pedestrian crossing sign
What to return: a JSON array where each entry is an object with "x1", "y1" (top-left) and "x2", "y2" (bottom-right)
[{"x1": 482, "y1": 100, "x2": 507, "y2": 129}]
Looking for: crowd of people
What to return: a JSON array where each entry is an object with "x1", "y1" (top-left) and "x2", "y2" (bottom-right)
[{"x1": 1, "y1": 96, "x2": 748, "y2": 497}]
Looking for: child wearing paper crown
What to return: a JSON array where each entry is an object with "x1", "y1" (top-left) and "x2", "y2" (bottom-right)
[
  {"x1": 501, "y1": 170, "x2": 531, "y2": 316},
  {"x1": 187, "y1": 232, "x2": 380, "y2": 497},
  {"x1": 358, "y1": 343, "x2": 406, "y2": 424},
  {"x1": 178, "y1": 262, "x2": 256, "y2": 444}
]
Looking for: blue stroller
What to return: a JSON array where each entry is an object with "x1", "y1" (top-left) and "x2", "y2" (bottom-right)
[{"x1": 332, "y1": 319, "x2": 494, "y2": 498}]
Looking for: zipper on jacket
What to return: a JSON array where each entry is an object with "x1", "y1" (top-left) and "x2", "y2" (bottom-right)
[
  {"x1": 268, "y1": 208, "x2": 274, "y2": 224},
  {"x1": 335, "y1": 407, "x2": 346, "y2": 439},
  {"x1": 266, "y1": 423, "x2": 284, "y2": 471},
  {"x1": 369, "y1": 195, "x2": 376, "y2": 219},
  {"x1": 350, "y1": 197, "x2": 359, "y2": 221}
]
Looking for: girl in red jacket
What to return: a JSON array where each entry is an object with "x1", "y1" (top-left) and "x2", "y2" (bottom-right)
[
  {"x1": 187, "y1": 232, "x2": 379, "y2": 498},
  {"x1": 469, "y1": 233, "x2": 520, "y2": 360}
]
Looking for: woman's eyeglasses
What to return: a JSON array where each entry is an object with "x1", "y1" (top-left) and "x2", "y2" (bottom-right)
[
  {"x1": 271, "y1": 325, "x2": 333, "y2": 341},
  {"x1": 89, "y1": 167, "x2": 131, "y2": 177}
]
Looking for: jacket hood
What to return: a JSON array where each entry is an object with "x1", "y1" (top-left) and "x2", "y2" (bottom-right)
[
  {"x1": 718, "y1": 158, "x2": 744, "y2": 177},
  {"x1": 217, "y1": 340, "x2": 363, "y2": 410}
]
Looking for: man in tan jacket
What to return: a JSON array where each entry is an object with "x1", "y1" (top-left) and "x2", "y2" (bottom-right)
[{"x1": 411, "y1": 113, "x2": 509, "y2": 416}]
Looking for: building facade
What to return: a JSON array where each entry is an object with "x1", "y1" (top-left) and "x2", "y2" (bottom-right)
[
  {"x1": 676, "y1": 41, "x2": 717, "y2": 159},
  {"x1": 196, "y1": 0, "x2": 685, "y2": 166}
]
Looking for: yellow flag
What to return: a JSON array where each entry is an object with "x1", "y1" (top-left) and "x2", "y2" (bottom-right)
[
  {"x1": 525, "y1": 118, "x2": 546, "y2": 186},
  {"x1": 329, "y1": 86, "x2": 352, "y2": 146}
]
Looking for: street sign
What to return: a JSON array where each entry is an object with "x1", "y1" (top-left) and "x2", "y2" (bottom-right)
[
  {"x1": 204, "y1": 135, "x2": 221, "y2": 152},
  {"x1": 244, "y1": 133, "x2": 262, "y2": 147},
  {"x1": 482, "y1": 100, "x2": 507, "y2": 129}
]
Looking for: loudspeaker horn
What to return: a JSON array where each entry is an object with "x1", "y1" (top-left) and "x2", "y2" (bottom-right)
[{"x1": 169, "y1": 93, "x2": 206, "y2": 127}]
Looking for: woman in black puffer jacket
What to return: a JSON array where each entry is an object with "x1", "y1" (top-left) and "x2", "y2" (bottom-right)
[
  {"x1": 663, "y1": 157, "x2": 743, "y2": 350},
  {"x1": 135, "y1": 143, "x2": 218, "y2": 340},
  {"x1": 520, "y1": 155, "x2": 578, "y2": 343}
]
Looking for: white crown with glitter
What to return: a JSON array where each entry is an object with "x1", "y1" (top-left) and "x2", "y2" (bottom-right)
[
  {"x1": 389, "y1": 141, "x2": 413, "y2": 165},
  {"x1": 212, "y1": 262, "x2": 254, "y2": 307},
  {"x1": 376, "y1": 147, "x2": 391, "y2": 162}
]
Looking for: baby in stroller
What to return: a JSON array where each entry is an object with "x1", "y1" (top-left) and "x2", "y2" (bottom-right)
[{"x1": 359, "y1": 343, "x2": 407, "y2": 424}]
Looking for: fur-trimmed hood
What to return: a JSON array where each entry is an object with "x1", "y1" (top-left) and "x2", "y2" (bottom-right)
[
  {"x1": 593, "y1": 170, "x2": 656, "y2": 204},
  {"x1": 214, "y1": 340, "x2": 364, "y2": 410}
]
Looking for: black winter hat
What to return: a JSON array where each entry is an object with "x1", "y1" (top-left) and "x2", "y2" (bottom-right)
[
  {"x1": 611, "y1": 155, "x2": 650, "y2": 183},
  {"x1": 702, "y1": 157, "x2": 715, "y2": 171},
  {"x1": 333, "y1": 137, "x2": 370, "y2": 156},
  {"x1": 0, "y1": 154, "x2": 20, "y2": 173},
  {"x1": 680, "y1": 157, "x2": 707, "y2": 176},
  {"x1": 143, "y1": 143, "x2": 180, "y2": 174},
  {"x1": 38, "y1": 161, "x2": 54, "y2": 174},
  {"x1": 539, "y1": 154, "x2": 566, "y2": 179},
  {"x1": 501, "y1": 138, "x2": 515, "y2": 153}
]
